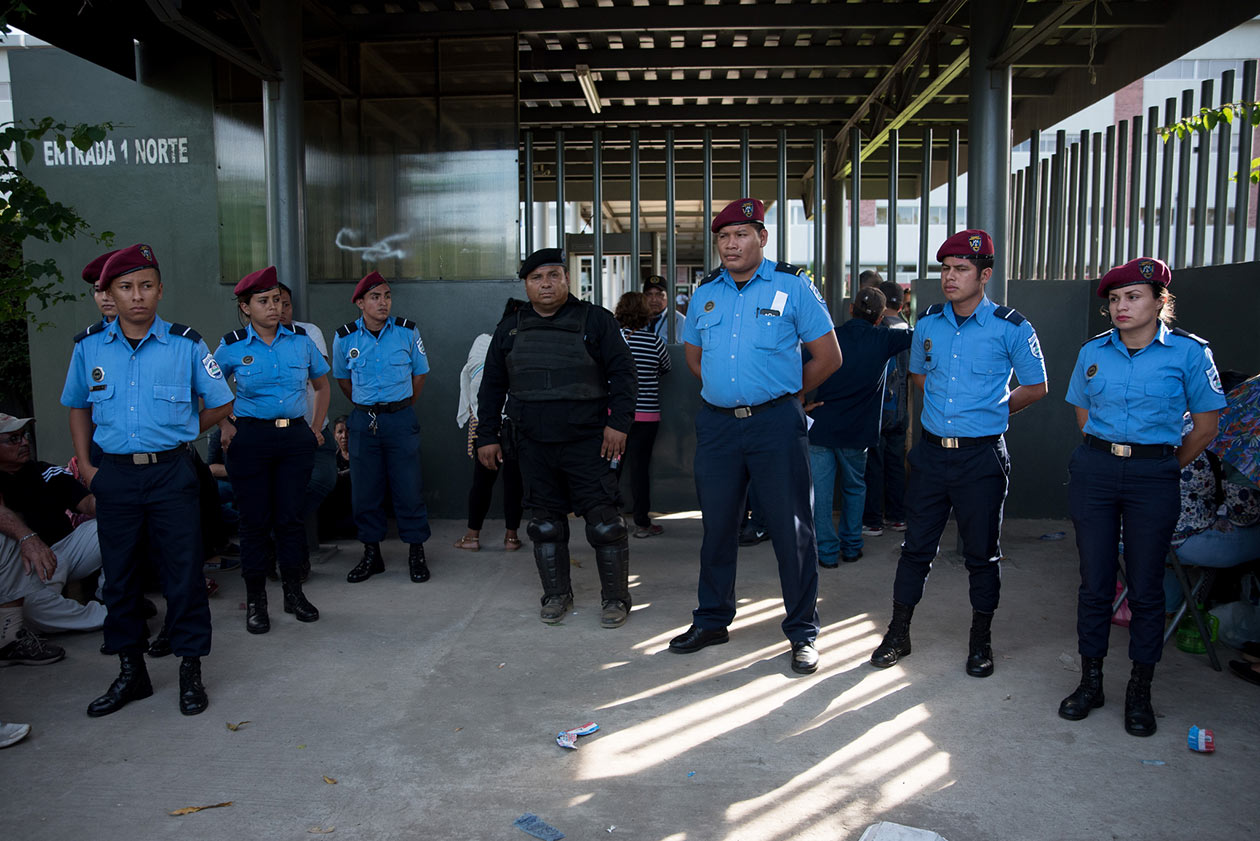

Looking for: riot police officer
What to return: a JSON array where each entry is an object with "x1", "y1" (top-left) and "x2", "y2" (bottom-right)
[
  {"x1": 214, "y1": 267, "x2": 330, "y2": 633},
  {"x1": 61, "y1": 243, "x2": 234, "y2": 717},
  {"x1": 332, "y1": 271, "x2": 432, "y2": 584},
  {"x1": 475, "y1": 248, "x2": 638, "y2": 628}
]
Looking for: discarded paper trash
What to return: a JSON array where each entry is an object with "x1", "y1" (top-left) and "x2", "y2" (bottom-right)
[
  {"x1": 858, "y1": 821, "x2": 948, "y2": 841},
  {"x1": 556, "y1": 721, "x2": 599, "y2": 750},
  {"x1": 169, "y1": 801, "x2": 233, "y2": 816},
  {"x1": 514, "y1": 812, "x2": 565, "y2": 841},
  {"x1": 1188, "y1": 725, "x2": 1215, "y2": 753}
]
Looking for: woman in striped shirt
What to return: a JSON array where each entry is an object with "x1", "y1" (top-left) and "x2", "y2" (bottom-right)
[{"x1": 615, "y1": 292, "x2": 672, "y2": 538}]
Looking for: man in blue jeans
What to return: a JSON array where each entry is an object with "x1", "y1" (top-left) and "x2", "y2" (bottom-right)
[{"x1": 806, "y1": 287, "x2": 913, "y2": 566}]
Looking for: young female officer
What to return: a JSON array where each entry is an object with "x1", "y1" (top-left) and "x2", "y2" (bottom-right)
[
  {"x1": 1059, "y1": 257, "x2": 1225, "y2": 736},
  {"x1": 214, "y1": 267, "x2": 331, "y2": 634}
]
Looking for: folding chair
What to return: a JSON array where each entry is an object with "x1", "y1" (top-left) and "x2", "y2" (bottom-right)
[{"x1": 1111, "y1": 548, "x2": 1222, "y2": 672}]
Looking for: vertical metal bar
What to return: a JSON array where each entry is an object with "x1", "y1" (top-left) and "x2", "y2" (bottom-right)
[
  {"x1": 666, "y1": 129, "x2": 677, "y2": 343},
  {"x1": 1065, "y1": 140, "x2": 1078, "y2": 279},
  {"x1": 630, "y1": 128, "x2": 640, "y2": 283},
  {"x1": 740, "y1": 127, "x2": 750, "y2": 196},
  {"x1": 777, "y1": 129, "x2": 788, "y2": 259},
  {"x1": 1022, "y1": 129, "x2": 1039, "y2": 279},
  {"x1": 1212, "y1": 69, "x2": 1234, "y2": 265},
  {"x1": 1158, "y1": 98, "x2": 1175, "y2": 260},
  {"x1": 592, "y1": 129, "x2": 603, "y2": 307},
  {"x1": 947, "y1": 129, "x2": 960, "y2": 232},
  {"x1": 1193, "y1": 79, "x2": 1213, "y2": 266},
  {"x1": 1127, "y1": 114, "x2": 1142, "y2": 261},
  {"x1": 1049, "y1": 130, "x2": 1066, "y2": 278},
  {"x1": 850, "y1": 128, "x2": 862, "y2": 298},
  {"x1": 1114, "y1": 119, "x2": 1128, "y2": 266},
  {"x1": 703, "y1": 129, "x2": 713, "y2": 270},
  {"x1": 1234, "y1": 60, "x2": 1256, "y2": 262},
  {"x1": 1174, "y1": 89, "x2": 1194, "y2": 268},
  {"x1": 261, "y1": 0, "x2": 307, "y2": 312},
  {"x1": 1037, "y1": 158, "x2": 1051, "y2": 279},
  {"x1": 555, "y1": 129, "x2": 565, "y2": 249},
  {"x1": 523, "y1": 130, "x2": 534, "y2": 255},
  {"x1": 814, "y1": 128, "x2": 825, "y2": 286},
  {"x1": 1090, "y1": 131, "x2": 1102, "y2": 277},
  {"x1": 887, "y1": 128, "x2": 899, "y2": 284},
  {"x1": 1074, "y1": 130, "x2": 1089, "y2": 279},
  {"x1": 919, "y1": 128, "x2": 932, "y2": 281},
  {"x1": 1143, "y1": 105, "x2": 1158, "y2": 256},
  {"x1": 1011, "y1": 169, "x2": 1024, "y2": 277},
  {"x1": 1101, "y1": 126, "x2": 1116, "y2": 277}
]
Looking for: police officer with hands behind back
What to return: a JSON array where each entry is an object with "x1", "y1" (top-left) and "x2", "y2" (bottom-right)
[
  {"x1": 670, "y1": 198, "x2": 842, "y2": 676},
  {"x1": 61, "y1": 243, "x2": 235, "y2": 717},
  {"x1": 214, "y1": 267, "x2": 330, "y2": 634},
  {"x1": 332, "y1": 271, "x2": 433, "y2": 585},
  {"x1": 1058, "y1": 257, "x2": 1224, "y2": 737},
  {"x1": 869, "y1": 229, "x2": 1048, "y2": 679},
  {"x1": 476, "y1": 248, "x2": 638, "y2": 629}
]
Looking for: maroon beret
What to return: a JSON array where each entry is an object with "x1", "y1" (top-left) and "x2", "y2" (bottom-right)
[
  {"x1": 351, "y1": 270, "x2": 389, "y2": 302},
  {"x1": 1096, "y1": 257, "x2": 1171, "y2": 298},
  {"x1": 936, "y1": 229, "x2": 994, "y2": 262},
  {"x1": 97, "y1": 243, "x2": 159, "y2": 291},
  {"x1": 82, "y1": 250, "x2": 120, "y2": 285},
  {"x1": 234, "y1": 265, "x2": 279, "y2": 297},
  {"x1": 711, "y1": 198, "x2": 765, "y2": 233}
]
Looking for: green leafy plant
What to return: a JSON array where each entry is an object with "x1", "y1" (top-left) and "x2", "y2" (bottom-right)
[{"x1": 1158, "y1": 101, "x2": 1260, "y2": 184}]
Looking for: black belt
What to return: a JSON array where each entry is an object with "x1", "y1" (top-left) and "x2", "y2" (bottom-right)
[
  {"x1": 102, "y1": 445, "x2": 189, "y2": 465},
  {"x1": 702, "y1": 394, "x2": 792, "y2": 419},
  {"x1": 924, "y1": 431, "x2": 1001, "y2": 449},
  {"x1": 235, "y1": 416, "x2": 305, "y2": 428},
  {"x1": 354, "y1": 400, "x2": 410, "y2": 414},
  {"x1": 1085, "y1": 434, "x2": 1175, "y2": 459}
]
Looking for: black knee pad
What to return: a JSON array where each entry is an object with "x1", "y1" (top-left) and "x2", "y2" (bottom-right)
[
  {"x1": 527, "y1": 516, "x2": 566, "y2": 543},
  {"x1": 585, "y1": 512, "x2": 627, "y2": 546}
]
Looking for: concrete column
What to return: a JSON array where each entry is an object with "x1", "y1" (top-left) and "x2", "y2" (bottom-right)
[
  {"x1": 967, "y1": 0, "x2": 1012, "y2": 303},
  {"x1": 262, "y1": 0, "x2": 308, "y2": 316}
]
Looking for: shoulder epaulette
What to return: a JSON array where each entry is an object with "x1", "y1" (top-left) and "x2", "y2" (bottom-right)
[
  {"x1": 1170, "y1": 327, "x2": 1209, "y2": 345},
  {"x1": 775, "y1": 261, "x2": 809, "y2": 278},
  {"x1": 73, "y1": 321, "x2": 107, "y2": 343},
  {"x1": 993, "y1": 305, "x2": 1027, "y2": 327},
  {"x1": 698, "y1": 267, "x2": 723, "y2": 286},
  {"x1": 919, "y1": 303, "x2": 945, "y2": 319},
  {"x1": 1082, "y1": 329, "x2": 1114, "y2": 346},
  {"x1": 168, "y1": 323, "x2": 203, "y2": 343},
  {"x1": 222, "y1": 328, "x2": 248, "y2": 346},
  {"x1": 335, "y1": 321, "x2": 358, "y2": 338},
  {"x1": 290, "y1": 323, "x2": 308, "y2": 336},
  {"x1": 393, "y1": 316, "x2": 417, "y2": 330}
]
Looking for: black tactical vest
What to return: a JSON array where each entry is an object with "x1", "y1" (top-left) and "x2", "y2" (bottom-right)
[{"x1": 505, "y1": 302, "x2": 607, "y2": 402}]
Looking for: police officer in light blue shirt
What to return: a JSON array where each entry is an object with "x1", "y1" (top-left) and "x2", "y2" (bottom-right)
[
  {"x1": 214, "y1": 266, "x2": 330, "y2": 635},
  {"x1": 1058, "y1": 257, "x2": 1224, "y2": 737},
  {"x1": 332, "y1": 270, "x2": 433, "y2": 584},
  {"x1": 62, "y1": 243, "x2": 234, "y2": 718},
  {"x1": 870, "y1": 229, "x2": 1048, "y2": 679},
  {"x1": 669, "y1": 197, "x2": 842, "y2": 676}
]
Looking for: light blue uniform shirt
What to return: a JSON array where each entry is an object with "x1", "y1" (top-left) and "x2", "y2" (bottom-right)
[
  {"x1": 649, "y1": 310, "x2": 686, "y2": 343},
  {"x1": 61, "y1": 316, "x2": 234, "y2": 454},
  {"x1": 214, "y1": 323, "x2": 330, "y2": 420},
  {"x1": 331, "y1": 315, "x2": 430, "y2": 405},
  {"x1": 910, "y1": 295, "x2": 1047, "y2": 438},
  {"x1": 1066, "y1": 323, "x2": 1226, "y2": 445},
  {"x1": 683, "y1": 257, "x2": 834, "y2": 408}
]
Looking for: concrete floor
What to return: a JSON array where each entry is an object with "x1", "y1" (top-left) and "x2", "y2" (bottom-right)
[{"x1": 2, "y1": 516, "x2": 1256, "y2": 841}]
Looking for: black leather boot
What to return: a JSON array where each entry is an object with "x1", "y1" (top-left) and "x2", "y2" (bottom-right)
[
  {"x1": 534, "y1": 541, "x2": 573, "y2": 624},
  {"x1": 965, "y1": 610, "x2": 995, "y2": 678},
  {"x1": 1124, "y1": 661, "x2": 1157, "y2": 737},
  {"x1": 870, "y1": 602, "x2": 914, "y2": 668},
  {"x1": 87, "y1": 651, "x2": 154, "y2": 717},
  {"x1": 1059, "y1": 656, "x2": 1106, "y2": 720},
  {"x1": 594, "y1": 540, "x2": 632, "y2": 629},
  {"x1": 146, "y1": 624, "x2": 172, "y2": 658},
  {"x1": 408, "y1": 543, "x2": 430, "y2": 583},
  {"x1": 281, "y1": 573, "x2": 319, "y2": 622},
  {"x1": 245, "y1": 582, "x2": 270, "y2": 635},
  {"x1": 178, "y1": 656, "x2": 208, "y2": 716},
  {"x1": 346, "y1": 542, "x2": 384, "y2": 583}
]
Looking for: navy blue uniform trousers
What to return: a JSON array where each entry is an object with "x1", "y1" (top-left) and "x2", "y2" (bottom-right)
[
  {"x1": 892, "y1": 437, "x2": 1010, "y2": 613},
  {"x1": 693, "y1": 399, "x2": 819, "y2": 643},
  {"x1": 94, "y1": 451, "x2": 211, "y2": 656},
  {"x1": 1069, "y1": 444, "x2": 1180, "y2": 664},
  {"x1": 226, "y1": 420, "x2": 316, "y2": 580},
  {"x1": 348, "y1": 407, "x2": 431, "y2": 545}
]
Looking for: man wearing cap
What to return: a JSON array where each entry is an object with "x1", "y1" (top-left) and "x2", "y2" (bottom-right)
[
  {"x1": 869, "y1": 229, "x2": 1048, "y2": 678},
  {"x1": 670, "y1": 197, "x2": 842, "y2": 675},
  {"x1": 0, "y1": 412, "x2": 107, "y2": 652},
  {"x1": 476, "y1": 248, "x2": 638, "y2": 628},
  {"x1": 332, "y1": 271, "x2": 432, "y2": 584},
  {"x1": 644, "y1": 276, "x2": 685, "y2": 343},
  {"x1": 62, "y1": 243, "x2": 234, "y2": 717},
  {"x1": 862, "y1": 280, "x2": 913, "y2": 536}
]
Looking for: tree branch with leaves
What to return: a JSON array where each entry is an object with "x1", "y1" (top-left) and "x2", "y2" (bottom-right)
[{"x1": 1158, "y1": 100, "x2": 1260, "y2": 185}]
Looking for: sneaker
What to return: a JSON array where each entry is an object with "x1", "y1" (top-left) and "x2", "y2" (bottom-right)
[
  {"x1": 861, "y1": 525, "x2": 884, "y2": 537},
  {"x1": 0, "y1": 721, "x2": 31, "y2": 748},
  {"x1": 738, "y1": 527, "x2": 769, "y2": 546},
  {"x1": 0, "y1": 628, "x2": 66, "y2": 667},
  {"x1": 633, "y1": 524, "x2": 664, "y2": 539},
  {"x1": 888, "y1": 522, "x2": 907, "y2": 532}
]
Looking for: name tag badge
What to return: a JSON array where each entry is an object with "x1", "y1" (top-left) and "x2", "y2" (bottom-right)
[
  {"x1": 89, "y1": 384, "x2": 107, "y2": 392},
  {"x1": 758, "y1": 308, "x2": 781, "y2": 317},
  {"x1": 770, "y1": 290, "x2": 789, "y2": 314}
]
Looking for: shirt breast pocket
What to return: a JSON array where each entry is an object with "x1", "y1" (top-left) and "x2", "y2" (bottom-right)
[
  {"x1": 286, "y1": 360, "x2": 310, "y2": 390},
  {"x1": 1142, "y1": 379, "x2": 1180, "y2": 416},
  {"x1": 87, "y1": 383, "x2": 114, "y2": 426},
  {"x1": 754, "y1": 314, "x2": 795, "y2": 350},
  {"x1": 694, "y1": 312, "x2": 723, "y2": 350},
  {"x1": 969, "y1": 358, "x2": 1011, "y2": 395},
  {"x1": 153, "y1": 384, "x2": 193, "y2": 427}
]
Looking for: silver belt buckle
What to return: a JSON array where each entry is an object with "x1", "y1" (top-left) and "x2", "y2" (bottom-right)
[
  {"x1": 941, "y1": 437, "x2": 959, "y2": 449},
  {"x1": 733, "y1": 406, "x2": 753, "y2": 419},
  {"x1": 132, "y1": 452, "x2": 156, "y2": 465},
  {"x1": 275, "y1": 419, "x2": 291, "y2": 428},
  {"x1": 1110, "y1": 442, "x2": 1132, "y2": 458}
]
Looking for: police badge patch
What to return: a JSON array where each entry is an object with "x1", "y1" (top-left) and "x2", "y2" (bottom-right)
[
  {"x1": 923, "y1": 338, "x2": 932, "y2": 352},
  {"x1": 202, "y1": 353, "x2": 223, "y2": 379},
  {"x1": 1027, "y1": 333, "x2": 1043, "y2": 360},
  {"x1": 968, "y1": 234, "x2": 982, "y2": 253},
  {"x1": 704, "y1": 300, "x2": 715, "y2": 312},
  {"x1": 742, "y1": 201, "x2": 755, "y2": 218},
  {"x1": 1138, "y1": 259, "x2": 1155, "y2": 280},
  {"x1": 91, "y1": 366, "x2": 105, "y2": 382},
  {"x1": 416, "y1": 336, "x2": 426, "y2": 355},
  {"x1": 1205, "y1": 347, "x2": 1223, "y2": 394},
  {"x1": 242, "y1": 355, "x2": 254, "y2": 365},
  {"x1": 1087, "y1": 364, "x2": 1098, "y2": 378},
  {"x1": 140, "y1": 245, "x2": 154, "y2": 263},
  {"x1": 349, "y1": 348, "x2": 360, "y2": 359}
]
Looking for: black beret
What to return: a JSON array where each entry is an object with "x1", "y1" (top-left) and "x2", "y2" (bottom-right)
[{"x1": 519, "y1": 248, "x2": 566, "y2": 280}]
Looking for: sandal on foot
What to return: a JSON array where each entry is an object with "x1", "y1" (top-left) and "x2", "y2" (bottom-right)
[
  {"x1": 504, "y1": 536, "x2": 522, "y2": 551},
  {"x1": 453, "y1": 535, "x2": 481, "y2": 551}
]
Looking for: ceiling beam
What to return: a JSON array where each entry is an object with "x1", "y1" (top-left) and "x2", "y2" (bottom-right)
[
  {"x1": 520, "y1": 103, "x2": 861, "y2": 127},
  {"x1": 521, "y1": 46, "x2": 932, "y2": 73}
]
